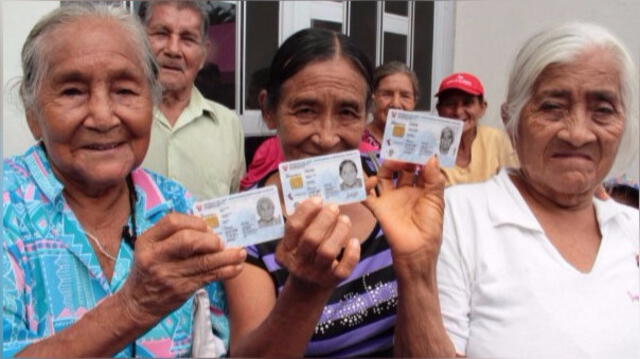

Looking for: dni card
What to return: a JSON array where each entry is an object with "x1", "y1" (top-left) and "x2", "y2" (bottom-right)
[
  {"x1": 193, "y1": 185, "x2": 284, "y2": 247},
  {"x1": 279, "y1": 150, "x2": 367, "y2": 215},
  {"x1": 380, "y1": 109, "x2": 463, "y2": 167}
]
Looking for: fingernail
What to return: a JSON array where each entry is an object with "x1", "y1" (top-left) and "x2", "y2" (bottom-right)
[
  {"x1": 311, "y1": 196, "x2": 323, "y2": 205},
  {"x1": 339, "y1": 214, "x2": 351, "y2": 225},
  {"x1": 328, "y1": 203, "x2": 339, "y2": 213}
]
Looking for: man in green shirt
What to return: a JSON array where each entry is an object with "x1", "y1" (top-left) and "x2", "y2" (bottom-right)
[{"x1": 142, "y1": 0, "x2": 245, "y2": 200}]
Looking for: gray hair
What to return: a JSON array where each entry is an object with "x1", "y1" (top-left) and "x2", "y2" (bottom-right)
[
  {"x1": 373, "y1": 61, "x2": 420, "y2": 101},
  {"x1": 143, "y1": 0, "x2": 209, "y2": 42},
  {"x1": 20, "y1": 3, "x2": 162, "y2": 113},
  {"x1": 503, "y1": 22, "x2": 639, "y2": 177}
]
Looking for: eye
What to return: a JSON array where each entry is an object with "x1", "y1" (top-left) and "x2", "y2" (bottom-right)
[
  {"x1": 115, "y1": 88, "x2": 137, "y2": 96},
  {"x1": 539, "y1": 101, "x2": 564, "y2": 112},
  {"x1": 61, "y1": 87, "x2": 83, "y2": 97}
]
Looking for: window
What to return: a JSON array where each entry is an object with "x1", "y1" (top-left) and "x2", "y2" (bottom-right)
[{"x1": 131, "y1": 0, "x2": 453, "y2": 136}]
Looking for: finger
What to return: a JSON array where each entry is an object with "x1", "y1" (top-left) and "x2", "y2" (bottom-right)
[
  {"x1": 594, "y1": 184, "x2": 609, "y2": 200},
  {"x1": 172, "y1": 247, "x2": 247, "y2": 277},
  {"x1": 332, "y1": 238, "x2": 361, "y2": 280},
  {"x1": 202, "y1": 262, "x2": 245, "y2": 283},
  {"x1": 419, "y1": 155, "x2": 446, "y2": 193},
  {"x1": 141, "y1": 212, "x2": 210, "y2": 244},
  {"x1": 155, "y1": 229, "x2": 224, "y2": 260},
  {"x1": 313, "y1": 214, "x2": 351, "y2": 269},
  {"x1": 296, "y1": 204, "x2": 340, "y2": 263},
  {"x1": 364, "y1": 176, "x2": 378, "y2": 195},
  {"x1": 282, "y1": 197, "x2": 323, "y2": 251}
]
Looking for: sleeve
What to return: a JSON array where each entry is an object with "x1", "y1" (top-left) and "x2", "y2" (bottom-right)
[
  {"x1": 437, "y1": 194, "x2": 473, "y2": 355},
  {"x1": 3, "y1": 199, "x2": 40, "y2": 357}
]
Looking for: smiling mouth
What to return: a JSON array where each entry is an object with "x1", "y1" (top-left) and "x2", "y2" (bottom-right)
[
  {"x1": 161, "y1": 65, "x2": 183, "y2": 72},
  {"x1": 84, "y1": 142, "x2": 124, "y2": 151}
]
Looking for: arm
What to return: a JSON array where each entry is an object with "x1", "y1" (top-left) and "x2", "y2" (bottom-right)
[
  {"x1": 226, "y1": 198, "x2": 360, "y2": 357},
  {"x1": 12, "y1": 213, "x2": 246, "y2": 357},
  {"x1": 225, "y1": 264, "x2": 335, "y2": 357},
  {"x1": 364, "y1": 156, "x2": 457, "y2": 357}
]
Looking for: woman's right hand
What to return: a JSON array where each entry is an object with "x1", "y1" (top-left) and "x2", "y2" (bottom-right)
[
  {"x1": 275, "y1": 197, "x2": 360, "y2": 291},
  {"x1": 116, "y1": 212, "x2": 247, "y2": 327}
]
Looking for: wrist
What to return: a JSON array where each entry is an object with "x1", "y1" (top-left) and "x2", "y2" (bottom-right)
[{"x1": 112, "y1": 290, "x2": 159, "y2": 331}]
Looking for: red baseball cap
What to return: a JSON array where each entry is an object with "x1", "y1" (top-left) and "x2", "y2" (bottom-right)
[{"x1": 435, "y1": 72, "x2": 484, "y2": 96}]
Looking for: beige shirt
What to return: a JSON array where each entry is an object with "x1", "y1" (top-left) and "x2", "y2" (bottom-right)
[
  {"x1": 442, "y1": 125, "x2": 518, "y2": 186},
  {"x1": 143, "y1": 87, "x2": 245, "y2": 200}
]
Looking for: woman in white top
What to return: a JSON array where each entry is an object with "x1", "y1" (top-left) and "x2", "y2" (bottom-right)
[{"x1": 425, "y1": 22, "x2": 639, "y2": 358}]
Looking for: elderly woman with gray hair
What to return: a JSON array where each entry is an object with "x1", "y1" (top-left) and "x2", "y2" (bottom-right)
[
  {"x1": 415, "y1": 22, "x2": 639, "y2": 358},
  {"x1": 2, "y1": 4, "x2": 246, "y2": 357}
]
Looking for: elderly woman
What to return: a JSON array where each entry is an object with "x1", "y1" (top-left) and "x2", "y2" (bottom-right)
[
  {"x1": 225, "y1": 28, "x2": 449, "y2": 357},
  {"x1": 429, "y1": 22, "x2": 639, "y2": 358},
  {"x1": 2, "y1": 4, "x2": 246, "y2": 357},
  {"x1": 363, "y1": 61, "x2": 420, "y2": 150},
  {"x1": 435, "y1": 72, "x2": 519, "y2": 185}
]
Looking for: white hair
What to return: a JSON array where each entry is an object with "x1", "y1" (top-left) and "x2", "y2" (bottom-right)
[
  {"x1": 20, "y1": 3, "x2": 162, "y2": 113},
  {"x1": 503, "y1": 22, "x2": 639, "y2": 178}
]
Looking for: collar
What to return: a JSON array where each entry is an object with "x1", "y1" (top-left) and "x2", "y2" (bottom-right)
[
  {"x1": 487, "y1": 168, "x2": 542, "y2": 232},
  {"x1": 23, "y1": 143, "x2": 64, "y2": 204},
  {"x1": 488, "y1": 168, "x2": 630, "y2": 230},
  {"x1": 155, "y1": 86, "x2": 218, "y2": 131}
]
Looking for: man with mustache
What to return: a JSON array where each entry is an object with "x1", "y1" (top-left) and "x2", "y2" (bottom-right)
[{"x1": 142, "y1": 0, "x2": 245, "y2": 201}]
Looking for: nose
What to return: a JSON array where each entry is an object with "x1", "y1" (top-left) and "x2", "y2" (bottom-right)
[
  {"x1": 85, "y1": 88, "x2": 118, "y2": 132},
  {"x1": 165, "y1": 34, "x2": 181, "y2": 57},
  {"x1": 557, "y1": 109, "x2": 597, "y2": 147},
  {"x1": 390, "y1": 92, "x2": 402, "y2": 108},
  {"x1": 311, "y1": 117, "x2": 340, "y2": 151},
  {"x1": 453, "y1": 102, "x2": 465, "y2": 119}
]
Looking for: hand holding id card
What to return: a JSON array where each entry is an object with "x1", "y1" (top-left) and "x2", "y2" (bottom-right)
[
  {"x1": 380, "y1": 109, "x2": 463, "y2": 167},
  {"x1": 193, "y1": 186, "x2": 284, "y2": 247},
  {"x1": 279, "y1": 150, "x2": 367, "y2": 215}
]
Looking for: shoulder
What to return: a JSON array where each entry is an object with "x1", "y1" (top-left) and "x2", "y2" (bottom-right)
[
  {"x1": 133, "y1": 167, "x2": 194, "y2": 214},
  {"x1": 596, "y1": 198, "x2": 639, "y2": 240},
  {"x1": 476, "y1": 125, "x2": 510, "y2": 141}
]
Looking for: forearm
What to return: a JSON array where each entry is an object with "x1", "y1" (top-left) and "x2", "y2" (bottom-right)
[
  {"x1": 232, "y1": 278, "x2": 332, "y2": 357},
  {"x1": 393, "y1": 253, "x2": 457, "y2": 358},
  {"x1": 16, "y1": 291, "x2": 156, "y2": 358}
]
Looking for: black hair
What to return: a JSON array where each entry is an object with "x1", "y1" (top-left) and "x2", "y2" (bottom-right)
[
  {"x1": 339, "y1": 159, "x2": 358, "y2": 174},
  {"x1": 264, "y1": 28, "x2": 374, "y2": 110}
]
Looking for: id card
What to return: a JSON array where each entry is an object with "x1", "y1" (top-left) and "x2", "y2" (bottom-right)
[
  {"x1": 193, "y1": 185, "x2": 284, "y2": 247},
  {"x1": 279, "y1": 150, "x2": 367, "y2": 215},
  {"x1": 380, "y1": 109, "x2": 463, "y2": 167}
]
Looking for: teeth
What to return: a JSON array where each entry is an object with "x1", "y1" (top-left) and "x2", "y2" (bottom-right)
[{"x1": 88, "y1": 143, "x2": 119, "y2": 150}]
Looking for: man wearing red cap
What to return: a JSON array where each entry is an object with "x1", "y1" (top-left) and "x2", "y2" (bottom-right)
[{"x1": 435, "y1": 72, "x2": 518, "y2": 185}]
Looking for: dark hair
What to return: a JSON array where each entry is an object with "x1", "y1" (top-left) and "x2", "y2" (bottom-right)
[
  {"x1": 373, "y1": 61, "x2": 420, "y2": 100},
  {"x1": 339, "y1": 159, "x2": 358, "y2": 174},
  {"x1": 264, "y1": 28, "x2": 374, "y2": 109}
]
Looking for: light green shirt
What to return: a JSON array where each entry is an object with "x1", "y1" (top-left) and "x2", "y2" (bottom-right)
[{"x1": 143, "y1": 87, "x2": 246, "y2": 201}]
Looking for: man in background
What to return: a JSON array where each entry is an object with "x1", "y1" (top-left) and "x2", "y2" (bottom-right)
[{"x1": 142, "y1": 0, "x2": 245, "y2": 200}]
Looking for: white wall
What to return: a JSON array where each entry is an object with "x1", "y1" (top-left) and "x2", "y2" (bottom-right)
[
  {"x1": 2, "y1": 1, "x2": 59, "y2": 158},
  {"x1": 452, "y1": 0, "x2": 640, "y2": 180}
]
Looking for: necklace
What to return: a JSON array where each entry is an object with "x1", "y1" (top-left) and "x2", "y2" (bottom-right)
[{"x1": 85, "y1": 230, "x2": 118, "y2": 261}]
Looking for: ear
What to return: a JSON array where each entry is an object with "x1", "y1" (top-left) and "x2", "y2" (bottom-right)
[
  {"x1": 479, "y1": 99, "x2": 488, "y2": 117},
  {"x1": 26, "y1": 109, "x2": 43, "y2": 140},
  {"x1": 259, "y1": 89, "x2": 277, "y2": 130},
  {"x1": 500, "y1": 103, "x2": 509, "y2": 126}
]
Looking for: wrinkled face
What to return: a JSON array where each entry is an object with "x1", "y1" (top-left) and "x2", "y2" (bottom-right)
[
  {"x1": 146, "y1": 3, "x2": 206, "y2": 93},
  {"x1": 340, "y1": 161, "x2": 358, "y2": 186},
  {"x1": 28, "y1": 17, "x2": 153, "y2": 192},
  {"x1": 372, "y1": 72, "x2": 416, "y2": 127},
  {"x1": 440, "y1": 128, "x2": 454, "y2": 153},
  {"x1": 264, "y1": 57, "x2": 368, "y2": 161},
  {"x1": 436, "y1": 90, "x2": 486, "y2": 134},
  {"x1": 516, "y1": 47, "x2": 624, "y2": 200},
  {"x1": 257, "y1": 198, "x2": 275, "y2": 220}
]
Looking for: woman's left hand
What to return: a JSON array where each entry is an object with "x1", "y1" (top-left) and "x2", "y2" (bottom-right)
[{"x1": 364, "y1": 156, "x2": 445, "y2": 261}]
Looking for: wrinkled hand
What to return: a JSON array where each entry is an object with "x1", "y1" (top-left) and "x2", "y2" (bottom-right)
[
  {"x1": 364, "y1": 156, "x2": 445, "y2": 260},
  {"x1": 118, "y1": 212, "x2": 246, "y2": 326},
  {"x1": 275, "y1": 197, "x2": 361, "y2": 291}
]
